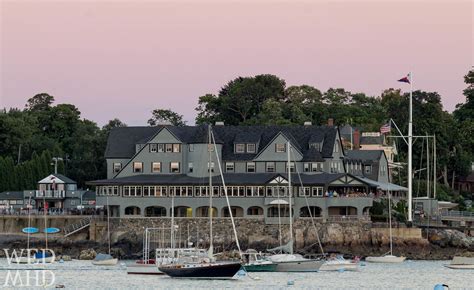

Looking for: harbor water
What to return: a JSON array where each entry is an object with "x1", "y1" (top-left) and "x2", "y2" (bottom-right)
[{"x1": 0, "y1": 259, "x2": 472, "y2": 289}]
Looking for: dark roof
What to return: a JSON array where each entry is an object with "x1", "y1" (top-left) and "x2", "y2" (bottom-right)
[
  {"x1": 360, "y1": 135, "x2": 384, "y2": 145},
  {"x1": 105, "y1": 125, "x2": 339, "y2": 161},
  {"x1": 88, "y1": 173, "x2": 347, "y2": 186},
  {"x1": 346, "y1": 150, "x2": 384, "y2": 164},
  {"x1": 0, "y1": 191, "x2": 24, "y2": 199},
  {"x1": 52, "y1": 174, "x2": 77, "y2": 184}
]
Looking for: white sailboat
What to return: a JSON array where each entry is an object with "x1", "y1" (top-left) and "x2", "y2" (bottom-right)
[
  {"x1": 93, "y1": 196, "x2": 118, "y2": 266},
  {"x1": 366, "y1": 189, "x2": 405, "y2": 263},
  {"x1": 268, "y1": 142, "x2": 324, "y2": 272}
]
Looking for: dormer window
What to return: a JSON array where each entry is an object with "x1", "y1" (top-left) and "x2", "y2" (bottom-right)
[
  {"x1": 309, "y1": 143, "x2": 320, "y2": 151},
  {"x1": 235, "y1": 144, "x2": 245, "y2": 153},
  {"x1": 166, "y1": 144, "x2": 173, "y2": 152},
  {"x1": 150, "y1": 144, "x2": 158, "y2": 153},
  {"x1": 247, "y1": 144, "x2": 256, "y2": 153},
  {"x1": 275, "y1": 144, "x2": 286, "y2": 153}
]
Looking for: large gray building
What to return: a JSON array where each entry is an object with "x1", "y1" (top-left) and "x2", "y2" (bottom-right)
[{"x1": 89, "y1": 124, "x2": 396, "y2": 222}]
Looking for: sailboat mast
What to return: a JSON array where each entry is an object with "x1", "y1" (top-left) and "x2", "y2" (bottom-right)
[
  {"x1": 388, "y1": 190, "x2": 393, "y2": 255},
  {"x1": 408, "y1": 72, "x2": 413, "y2": 222},
  {"x1": 44, "y1": 195, "x2": 48, "y2": 249},
  {"x1": 27, "y1": 196, "x2": 31, "y2": 250},
  {"x1": 171, "y1": 186, "x2": 175, "y2": 249},
  {"x1": 287, "y1": 141, "x2": 294, "y2": 254},
  {"x1": 208, "y1": 124, "x2": 213, "y2": 257}
]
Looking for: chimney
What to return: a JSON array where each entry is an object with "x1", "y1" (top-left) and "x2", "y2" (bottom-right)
[
  {"x1": 215, "y1": 121, "x2": 224, "y2": 126},
  {"x1": 353, "y1": 129, "x2": 360, "y2": 150},
  {"x1": 304, "y1": 121, "x2": 312, "y2": 126},
  {"x1": 327, "y1": 118, "x2": 334, "y2": 127}
]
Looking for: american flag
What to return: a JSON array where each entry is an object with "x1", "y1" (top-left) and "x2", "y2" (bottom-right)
[{"x1": 380, "y1": 122, "x2": 391, "y2": 134}]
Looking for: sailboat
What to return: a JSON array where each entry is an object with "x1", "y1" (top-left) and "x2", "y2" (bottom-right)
[
  {"x1": 35, "y1": 195, "x2": 55, "y2": 263},
  {"x1": 158, "y1": 125, "x2": 242, "y2": 279},
  {"x1": 366, "y1": 187, "x2": 405, "y2": 263},
  {"x1": 19, "y1": 197, "x2": 37, "y2": 264},
  {"x1": 93, "y1": 196, "x2": 118, "y2": 266},
  {"x1": 267, "y1": 142, "x2": 324, "y2": 272}
]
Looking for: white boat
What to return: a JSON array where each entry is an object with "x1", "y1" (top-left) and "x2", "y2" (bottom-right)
[
  {"x1": 444, "y1": 257, "x2": 474, "y2": 269},
  {"x1": 269, "y1": 253, "x2": 323, "y2": 272},
  {"x1": 366, "y1": 255, "x2": 406, "y2": 263},
  {"x1": 92, "y1": 253, "x2": 118, "y2": 266},
  {"x1": 320, "y1": 255, "x2": 359, "y2": 271},
  {"x1": 16, "y1": 256, "x2": 37, "y2": 264},
  {"x1": 126, "y1": 262, "x2": 161, "y2": 275}
]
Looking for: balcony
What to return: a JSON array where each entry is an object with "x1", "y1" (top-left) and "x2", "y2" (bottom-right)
[{"x1": 35, "y1": 190, "x2": 66, "y2": 199}]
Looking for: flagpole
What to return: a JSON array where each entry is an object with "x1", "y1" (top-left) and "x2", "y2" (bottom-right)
[{"x1": 408, "y1": 72, "x2": 413, "y2": 223}]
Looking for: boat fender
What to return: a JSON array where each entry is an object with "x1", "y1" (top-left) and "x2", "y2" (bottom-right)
[
  {"x1": 434, "y1": 284, "x2": 449, "y2": 290},
  {"x1": 287, "y1": 280, "x2": 294, "y2": 286}
]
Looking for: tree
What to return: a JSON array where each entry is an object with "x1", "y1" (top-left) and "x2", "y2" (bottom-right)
[
  {"x1": 25, "y1": 93, "x2": 54, "y2": 112},
  {"x1": 102, "y1": 118, "x2": 127, "y2": 132},
  {"x1": 148, "y1": 109, "x2": 186, "y2": 126}
]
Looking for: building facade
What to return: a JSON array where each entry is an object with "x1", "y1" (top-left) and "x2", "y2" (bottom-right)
[{"x1": 89, "y1": 124, "x2": 385, "y2": 221}]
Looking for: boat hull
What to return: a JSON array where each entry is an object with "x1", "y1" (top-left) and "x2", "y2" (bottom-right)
[
  {"x1": 158, "y1": 262, "x2": 242, "y2": 279},
  {"x1": 365, "y1": 256, "x2": 406, "y2": 263},
  {"x1": 320, "y1": 262, "x2": 359, "y2": 271},
  {"x1": 243, "y1": 263, "x2": 277, "y2": 272},
  {"x1": 127, "y1": 263, "x2": 163, "y2": 275},
  {"x1": 444, "y1": 264, "x2": 474, "y2": 270},
  {"x1": 273, "y1": 260, "x2": 323, "y2": 272},
  {"x1": 92, "y1": 258, "x2": 118, "y2": 266}
]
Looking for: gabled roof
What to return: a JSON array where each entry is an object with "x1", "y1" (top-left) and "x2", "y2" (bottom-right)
[
  {"x1": 105, "y1": 125, "x2": 339, "y2": 161},
  {"x1": 346, "y1": 150, "x2": 384, "y2": 164},
  {"x1": 38, "y1": 174, "x2": 77, "y2": 184},
  {"x1": 0, "y1": 191, "x2": 24, "y2": 199}
]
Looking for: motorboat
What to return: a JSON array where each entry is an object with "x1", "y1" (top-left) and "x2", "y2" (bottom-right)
[
  {"x1": 268, "y1": 253, "x2": 324, "y2": 272},
  {"x1": 92, "y1": 253, "x2": 118, "y2": 266},
  {"x1": 444, "y1": 256, "x2": 474, "y2": 269},
  {"x1": 320, "y1": 255, "x2": 359, "y2": 271},
  {"x1": 365, "y1": 255, "x2": 406, "y2": 263},
  {"x1": 242, "y1": 249, "x2": 276, "y2": 272}
]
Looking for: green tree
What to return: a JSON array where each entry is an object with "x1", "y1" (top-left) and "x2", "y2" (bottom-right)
[{"x1": 148, "y1": 109, "x2": 186, "y2": 126}]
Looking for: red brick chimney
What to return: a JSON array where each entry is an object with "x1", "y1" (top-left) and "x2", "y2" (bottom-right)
[
  {"x1": 353, "y1": 128, "x2": 360, "y2": 150},
  {"x1": 327, "y1": 118, "x2": 334, "y2": 127}
]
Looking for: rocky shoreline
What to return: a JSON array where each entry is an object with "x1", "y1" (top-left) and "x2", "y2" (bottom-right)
[{"x1": 1, "y1": 227, "x2": 472, "y2": 261}]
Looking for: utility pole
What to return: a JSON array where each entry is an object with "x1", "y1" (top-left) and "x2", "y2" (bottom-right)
[{"x1": 51, "y1": 157, "x2": 63, "y2": 174}]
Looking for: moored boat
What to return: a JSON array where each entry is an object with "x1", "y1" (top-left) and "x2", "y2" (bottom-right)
[
  {"x1": 269, "y1": 254, "x2": 323, "y2": 272},
  {"x1": 242, "y1": 250, "x2": 276, "y2": 272},
  {"x1": 92, "y1": 253, "x2": 118, "y2": 266},
  {"x1": 365, "y1": 255, "x2": 406, "y2": 263},
  {"x1": 444, "y1": 256, "x2": 474, "y2": 270},
  {"x1": 320, "y1": 255, "x2": 359, "y2": 271},
  {"x1": 158, "y1": 261, "x2": 242, "y2": 279}
]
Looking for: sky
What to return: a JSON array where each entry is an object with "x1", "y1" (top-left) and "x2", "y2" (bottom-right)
[{"x1": 1, "y1": 0, "x2": 472, "y2": 126}]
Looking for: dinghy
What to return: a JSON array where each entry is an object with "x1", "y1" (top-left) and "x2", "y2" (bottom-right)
[
  {"x1": 365, "y1": 255, "x2": 406, "y2": 263},
  {"x1": 92, "y1": 253, "x2": 118, "y2": 266}
]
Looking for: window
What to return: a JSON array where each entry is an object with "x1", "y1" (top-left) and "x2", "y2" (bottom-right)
[
  {"x1": 247, "y1": 144, "x2": 256, "y2": 153},
  {"x1": 226, "y1": 162, "x2": 234, "y2": 172},
  {"x1": 312, "y1": 187, "x2": 323, "y2": 197},
  {"x1": 166, "y1": 144, "x2": 173, "y2": 152},
  {"x1": 311, "y1": 162, "x2": 322, "y2": 172},
  {"x1": 299, "y1": 187, "x2": 311, "y2": 197},
  {"x1": 235, "y1": 144, "x2": 245, "y2": 153},
  {"x1": 150, "y1": 144, "x2": 158, "y2": 153},
  {"x1": 173, "y1": 144, "x2": 181, "y2": 153},
  {"x1": 133, "y1": 162, "x2": 143, "y2": 173},
  {"x1": 266, "y1": 162, "x2": 275, "y2": 173},
  {"x1": 330, "y1": 162, "x2": 337, "y2": 173},
  {"x1": 189, "y1": 144, "x2": 194, "y2": 152},
  {"x1": 365, "y1": 165, "x2": 372, "y2": 174},
  {"x1": 208, "y1": 162, "x2": 215, "y2": 173},
  {"x1": 309, "y1": 143, "x2": 320, "y2": 151},
  {"x1": 188, "y1": 162, "x2": 193, "y2": 173},
  {"x1": 246, "y1": 162, "x2": 256, "y2": 173},
  {"x1": 113, "y1": 163, "x2": 122, "y2": 173},
  {"x1": 380, "y1": 165, "x2": 386, "y2": 176},
  {"x1": 333, "y1": 142, "x2": 339, "y2": 153},
  {"x1": 275, "y1": 144, "x2": 286, "y2": 153},
  {"x1": 304, "y1": 163, "x2": 310, "y2": 172},
  {"x1": 152, "y1": 162, "x2": 161, "y2": 173},
  {"x1": 286, "y1": 162, "x2": 295, "y2": 172},
  {"x1": 170, "y1": 162, "x2": 180, "y2": 173},
  {"x1": 158, "y1": 144, "x2": 164, "y2": 152}
]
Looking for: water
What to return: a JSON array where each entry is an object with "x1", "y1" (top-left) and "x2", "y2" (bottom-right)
[{"x1": 0, "y1": 259, "x2": 472, "y2": 289}]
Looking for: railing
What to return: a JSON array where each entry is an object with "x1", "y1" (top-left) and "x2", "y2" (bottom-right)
[
  {"x1": 35, "y1": 190, "x2": 65, "y2": 198},
  {"x1": 63, "y1": 216, "x2": 92, "y2": 237},
  {"x1": 441, "y1": 210, "x2": 474, "y2": 218},
  {"x1": 327, "y1": 215, "x2": 370, "y2": 222}
]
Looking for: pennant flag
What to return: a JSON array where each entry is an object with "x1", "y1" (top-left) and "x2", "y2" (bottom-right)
[
  {"x1": 380, "y1": 122, "x2": 391, "y2": 134},
  {"x1": 398, "y1": 74, "x2": 410, "y2": 83}
]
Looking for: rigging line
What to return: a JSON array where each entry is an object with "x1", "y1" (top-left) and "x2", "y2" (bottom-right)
[
  {"x1": 416, "y1": 138, "x2": 425, "y2": 197},
  {"x1": 290, "y1": 149, "x2": 325, "y2": 257},
  {"x1": 211, "y1": 130, "x2": 242, "y2": 258},
  {"x1": 389, "y1": 118, "x2": 408, "y2": 145}
]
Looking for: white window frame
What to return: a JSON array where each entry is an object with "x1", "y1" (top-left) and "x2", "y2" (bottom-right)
[
  {"x1": 304, "y1": 163, "x2": 310, "y2": 172},
  {"x1": 166, "y1": 144, "x2": 173, "y2": 152},
  {"x1": 158, "y1": 144, "x2": 164, "y2": 152},
  {"x1": 150, "y1": 144, "x2": 158, "y2": 153},
  {"x1": 266, "y1": 162, "x2": 275, "y2": 173},
  {"x1": 170, "y1": 162, "x2": 180, "y2": 173},
  {"x1": 208, "y1": 162, "x2": 215, "y2": 173},
  {"x1": 226, "y1": 162, "x2": 234, "y2": 172},
  {"x1": 247, "y1": 143, "x2": 256, "y2": 153},
  {"x1": 299, "y1": 187, "x2": 311, "y2": 197},
  {"x1": 312, "y1": 187, "x2": 323, "y2": 197},
  {"x1": 286, "y1": 162, "x2": 295, "y2": 172},
  {"x1": 113, "y1": 163, "x2": 122, "y2": 173},
  {"x1": 275, "y1": 143, "x2": 286, "y2": 153},
  {"x1": 133, "y1": 162, "x2": 143, "y2": 173},
  {"x1": 188, "y1": 162, "x2": 193, "y2": 173},
  {"x1": 189, "y1": 144, "x2": 194, "y2": 152},
  {"x1": 173, "y1": 144, "x2": 181, "y2": 153},
  {"x1": 235, "y1": 144, "x2": 245, "y2": 153},
  {"x1": 246, "y1": 162, "x2": 256, "y2": 173},
  {"x1": 152, "y1": 162, "x2": 161, "y2": 173}
]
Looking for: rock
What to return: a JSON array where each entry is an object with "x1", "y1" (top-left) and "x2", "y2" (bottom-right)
[
  {"x1": 61, "y1": 255, "x2": 72, "y2": 261},
  {"x1": 79, "y1": 249, "x2": 97, "y2": 260}
]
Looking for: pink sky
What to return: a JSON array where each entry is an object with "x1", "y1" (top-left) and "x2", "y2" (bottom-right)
[{"x1": 1, "y1": 1, "x2": 472, "y2": 126}]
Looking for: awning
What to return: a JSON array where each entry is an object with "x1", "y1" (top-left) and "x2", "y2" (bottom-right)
[{"x1": 356, "y1": 177, "x2": 408, "y2": 192}]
